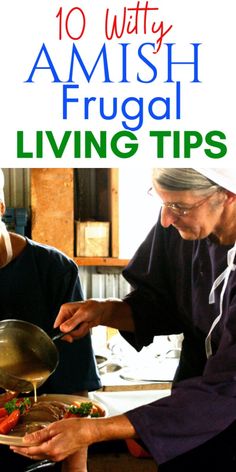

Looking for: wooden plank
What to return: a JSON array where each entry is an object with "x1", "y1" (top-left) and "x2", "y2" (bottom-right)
[
  {"x1": 74, "y1": 257, "x2": 129, "y2": 267},
  {"x1": 98, "y1": 383, "x2": 172, "y2": 392},
  {"x1": 109, "y1": 169, "x2": 119, "y2": 258},
  {"x1": 31, "y1": 169, "x2": 74, "y2": 257}
]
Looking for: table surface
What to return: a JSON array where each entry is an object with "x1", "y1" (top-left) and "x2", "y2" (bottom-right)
[{"x1": 89, "y1": 388, "x2": 171, "y2": 416}]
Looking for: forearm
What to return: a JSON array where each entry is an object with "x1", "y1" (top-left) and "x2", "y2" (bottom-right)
[
  {"x1": 100, "y1": 299, "x2": 135, "y2": 332},
  {"x1": 90, "y1": 414, "x2": 137, "y2": 444},
  {"x1": 62, "y1": 448, "x2": 88, "y2": 472}
]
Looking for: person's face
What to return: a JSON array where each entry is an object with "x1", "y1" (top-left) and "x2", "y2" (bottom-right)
[{"x1": 154, "y1": 183, "x2": 226, "y2": 240}]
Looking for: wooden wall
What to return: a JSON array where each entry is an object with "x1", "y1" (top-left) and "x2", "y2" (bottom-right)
[{"x1": 31, "y1": 169, "x2": 74, "y2": 257}]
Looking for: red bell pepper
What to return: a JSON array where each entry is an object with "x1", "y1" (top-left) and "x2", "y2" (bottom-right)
[
  {"x1": 0, "y1": 407, "x2": 7, "y2": 418},
  {"x1": 0, "y1": 409, "x2": 20, "y2": 435},
  {"x1": 0, "y1": 415, "x2": 8, "y2": 424}
]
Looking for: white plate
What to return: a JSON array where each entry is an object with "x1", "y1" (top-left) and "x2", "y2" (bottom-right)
[{"x1": 0, "y1": 393, "x2": 107, "y2": 446}]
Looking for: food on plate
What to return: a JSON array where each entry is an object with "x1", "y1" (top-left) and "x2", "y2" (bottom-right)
[
  {"x1": 0, "y1": 410, "x2": 21, "y2": 435},
  {"x1": 0, "y1": 397, "x2": 31, "y2": 435},
  {"x1": 0, "y1": 395, "x2": 106, "y2": 437},
  {"x1": 0, "y1": 391, "x2": 18, "y2": 408},
  {"x1": 64, "y1": 401, "x2": 104, "y2": 418}
]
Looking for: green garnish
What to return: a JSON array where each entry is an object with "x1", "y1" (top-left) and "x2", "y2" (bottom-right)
[
  {"x1": 68, "y1": 402, "x2": 93, "y2": 417},
  {"x1": 4, "y1": 397, "x2": 31, "y2": 415}
]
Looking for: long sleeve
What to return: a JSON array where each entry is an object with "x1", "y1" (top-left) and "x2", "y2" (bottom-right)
[
  {"x1": 120, "y1": 219, "x2": 236, "y2": 464},
  {"x1": 122, "y1": 220, "x2": 188, "y2": 350}
]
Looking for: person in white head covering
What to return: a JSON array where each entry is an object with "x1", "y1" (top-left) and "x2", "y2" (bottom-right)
[
  {"x1": 196, "y1": 168, "x2": 236, "y2": 194},
  {"x1": 0, "y1": 169, "x2": 101, "y2": 472},
  {"x1": 13, "y1": 168, "x2": 236, "y2": 472}
]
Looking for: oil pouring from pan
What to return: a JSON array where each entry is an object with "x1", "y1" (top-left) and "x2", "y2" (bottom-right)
[{"x1": 0, "y1": 319, "x2": 73, "y2": 402}]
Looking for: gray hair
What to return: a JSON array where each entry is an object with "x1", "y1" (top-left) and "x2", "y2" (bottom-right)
[{"x1": 152, "y1": 168, "x2": 221, "y2": 192}]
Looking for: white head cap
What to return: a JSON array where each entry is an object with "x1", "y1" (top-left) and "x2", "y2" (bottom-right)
[
  {"x1": 196, "y1": 168, "x2": 236, "y2": 195},
  {"x1": 0, "y1": 169, "x2": 5, "y2": 203}
]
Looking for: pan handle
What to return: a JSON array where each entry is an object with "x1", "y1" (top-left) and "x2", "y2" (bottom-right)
[{"x1": 51, "y1": 324, "x2": 81, "y2": 342}]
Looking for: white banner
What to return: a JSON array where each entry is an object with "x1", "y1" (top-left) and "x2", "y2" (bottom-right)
[{"x1": 1, "y1": 0, "x2": 235, "y2": 167}]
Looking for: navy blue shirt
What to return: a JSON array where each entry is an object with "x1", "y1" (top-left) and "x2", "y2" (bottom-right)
[
  {"x1": 122, "y1": 216, "x2": 236, "y2": 465},
  {"x1": 0, "y1": 237, "x2": 101, "y2": 394}
]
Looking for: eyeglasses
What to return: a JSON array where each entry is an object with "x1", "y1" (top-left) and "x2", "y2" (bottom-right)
[{"x1": 147, "y1": 188, "x2": 217, "y2": 217}]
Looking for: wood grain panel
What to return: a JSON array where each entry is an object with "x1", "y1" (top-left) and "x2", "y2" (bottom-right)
[{"x1": 31, "y1": 168, "x2": 74, "y2": 257}]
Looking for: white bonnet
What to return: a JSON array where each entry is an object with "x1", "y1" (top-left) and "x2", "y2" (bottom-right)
[
  {"x1": 0, "y1": 169, "x2": 4, "y2": 203},
  {"x1": 196, "y1": 168, "x2": 236, "y2": 195}
]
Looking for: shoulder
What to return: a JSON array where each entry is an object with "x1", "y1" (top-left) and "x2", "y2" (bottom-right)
[{"x1": 25, "y1": 238, "x2": 78, "y2": 275}]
